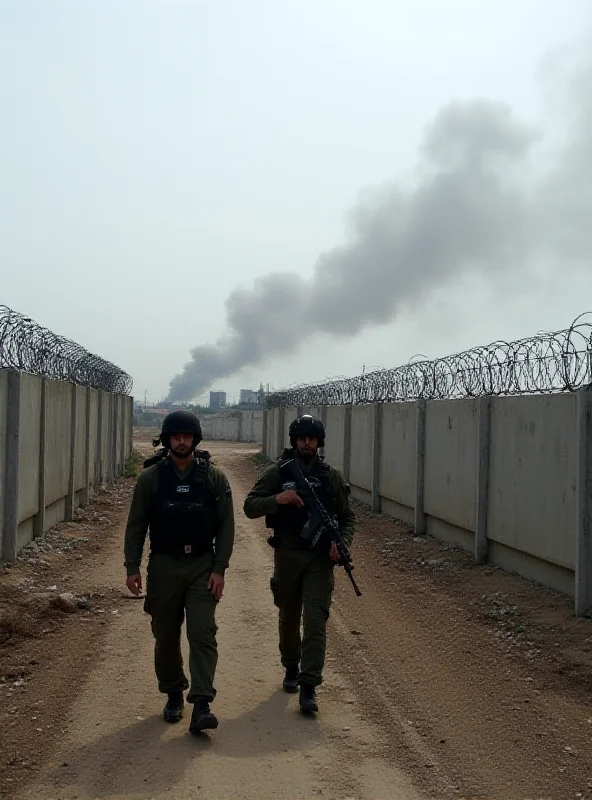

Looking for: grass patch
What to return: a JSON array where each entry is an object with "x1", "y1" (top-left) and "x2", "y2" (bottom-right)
[{"x1": 124, "y1": 447, "x2": 145, "y2": 478}]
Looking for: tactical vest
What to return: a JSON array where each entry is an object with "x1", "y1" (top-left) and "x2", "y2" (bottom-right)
[
  {"x1": 148, "y1": 455, "x2": 217, "y2": 556},
  {"x1": 265, "y1": 455, "x2": 336, "y2": 541}
]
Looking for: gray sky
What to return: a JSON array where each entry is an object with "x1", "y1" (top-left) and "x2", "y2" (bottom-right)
[{"x1": 2, "y1": 0, "x2": 591, "y2": 405}]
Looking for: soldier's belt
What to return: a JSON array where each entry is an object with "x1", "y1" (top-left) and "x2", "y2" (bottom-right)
[{"x1": 150, "y1": 543, "x2": 213, "y2": 558}]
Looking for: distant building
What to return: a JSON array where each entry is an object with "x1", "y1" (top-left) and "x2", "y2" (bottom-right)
[
  {"x1": 209, "y1": 391, "x2": 227, "y2": 411},
  {"x1": 239, "y1": 389, "x2": 259, "y2": 405}
]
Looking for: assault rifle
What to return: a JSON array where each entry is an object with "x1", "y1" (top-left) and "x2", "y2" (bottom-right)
[{"x1": 282, "y1": 458, "x2": 362, "y2": 597}]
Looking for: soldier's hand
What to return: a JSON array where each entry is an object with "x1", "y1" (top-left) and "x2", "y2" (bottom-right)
[
  {"x1": 276, "y1": 489, "x2": 304, "y2": 507},
  {"x1": 208, "y1": 572, "x2": 225, "y2": 601},
  {"x1": 126, "y1": 573, "x2": 143, "y2": 596}
]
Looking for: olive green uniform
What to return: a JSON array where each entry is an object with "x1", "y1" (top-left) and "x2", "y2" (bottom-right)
[
  {"x1": 124, "y1": 460, "x2": 234, "y2": 703},
  {"x1": 243, "y1": 456, "x2": 355, "y2": 687}
]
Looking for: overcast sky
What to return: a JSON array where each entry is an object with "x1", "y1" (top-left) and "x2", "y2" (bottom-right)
[{"x1": 1, "y1": 0, "x2": 591, "y2": 405}]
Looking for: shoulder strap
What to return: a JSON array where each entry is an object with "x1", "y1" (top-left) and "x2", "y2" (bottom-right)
[
  {"x1": 197, "y1": 460, "x2": 219, "y2": 500},
  {"x1": 317, "y1": 459, "x2": 331, "y2": 475},
  {"x1": 281, "y1": 457, "x2": 307, "y2": 491},
  {"x1": 278, "y1": 447, "x2": 295, "y2": 463}
]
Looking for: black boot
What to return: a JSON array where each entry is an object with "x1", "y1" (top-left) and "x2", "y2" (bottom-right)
[
  {"x1": 189, "y1": 699, "x2": 219, "y2": 734},
  {"x1": 299, "y1": 683, "x2": 318, "y2": 713},
  {"x1": 163, "y1": 691, "x2": 184, "y2": 723},
  {"x1": 282, "y1": 664, "x2": 299, "y2": 693}
]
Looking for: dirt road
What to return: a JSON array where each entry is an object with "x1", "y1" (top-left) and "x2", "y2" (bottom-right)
[{"x1": 3, "y1": 438, "x2": 592, "y2": 799}]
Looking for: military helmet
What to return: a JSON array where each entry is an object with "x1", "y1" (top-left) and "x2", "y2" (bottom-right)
[
  {"x1": 289, "y1": 414, "x2": 325, "y2": 448},
  {"x1": 160, "y1": 409, "x2": 202, "y2": 448}
]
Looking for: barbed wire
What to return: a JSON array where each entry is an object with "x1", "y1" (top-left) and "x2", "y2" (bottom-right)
[
  {"x1": 0, "y1": 305, "x2": 133, "y2": 394},
  {"x1": 265, "y1": 312, "x2": 592, "y2": 408}
]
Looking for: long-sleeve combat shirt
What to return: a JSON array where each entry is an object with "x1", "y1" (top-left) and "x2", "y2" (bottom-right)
[
  {"x1": 124, "y1": 461, "x2": 235, "y2": 577},
  {"x1": 243, "y1": 456, "x2": 356, "y2": 547}
]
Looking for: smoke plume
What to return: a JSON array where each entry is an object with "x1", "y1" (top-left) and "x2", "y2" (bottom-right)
[{"x1": 167, "y1": 47, "x2": 592, "y2": 403}]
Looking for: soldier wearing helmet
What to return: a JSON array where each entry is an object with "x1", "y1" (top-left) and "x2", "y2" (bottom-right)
[
  {"x1": 123, "y1": 409, "x2": 234, "y2": 734},
  {"x1": 243, "y1": 414, "x2": 355, "y2": 714}
]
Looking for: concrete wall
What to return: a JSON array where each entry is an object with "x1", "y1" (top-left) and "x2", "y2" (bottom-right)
[
  {"x1": 259, "y1": 390, "x2": 592, "y2": 615},
  {"x1": 200, "y1": 410, "x2": 264, "y2": 444},
  {"x1": 88, "y1": 389, "x2": 99, "y2": 490},
  {"x1": 74, "y1": 386, "x2": 87, "y2": 494},
  {"x1": 17, "y1": 373, "x2": 43, "y2": 526},
  {"x1": 324, "y1": 405, "x2": 347, "y2": 473},
  {"x1": 378, "y1": 401, "x2": 416, "y2": 524},
  {"x1": 487, "y1": 394, "x2": 576, "y2": 570},
  {"x1": 423, "y1": 399, "x2": 478, "y2": 546},
  {"x1": 267, "y1": 407, "x2": 279, "y2": 458},
  {"x1": 349, "y1": 405, "x2": 374, "y2": 498},
  {"x1": 44, "y1": 380, "x2": 72, "y2": 510},
  {"x1": 0, "y1": 372, "x2": 7, "y2": 556},
  {"x1": 1, "y1": 369, "x2": 133, "y2": 563}
]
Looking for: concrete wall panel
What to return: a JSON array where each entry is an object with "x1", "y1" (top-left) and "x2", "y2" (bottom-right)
[
  {"x1": 17, "y1": 518, "x2": 35, "y2": 552},
  {"x1": 44, "y1": 498, "x2": 66, "y2": 533},
  {"x1": 100, "y1": 391, "x2": 110, "y2": 481},
  {"x1": 252, "y1": 411, "x2": 263, "y2": 443},
  {"x1": 236, "y1": 411, "x2": 260, "y2": 442},
  {"x1": 74, "y1": 386, "x2": 87, "y2": 491},
  {"x1": 17, "y1": 373, "x2": 42, "y2": 524},
  {"x1": 324, "y1": 405, "x2": 346, "y2": 471},
  {"x1": 115, "y1": 395, "x2": 123, "y2": 471},
  {"x1": 88, "y1": 389, "x2": 99, "y2": 489},
  {"x1": 44, "y1": 380, "x2": 72, "y2": 508},
  {"x1": 201, "y1": 416, "x2": 212, "y2": 439},
  {"x1": 266, "y1": 408, "x2": 278, "y2": 457},
  {"x1": 379, "y1": 401, "x2": 415, "y2": 508},
  {"x1": 126, "y1": 396, "x2": 133, "y2": 458},
  {"x1": 424, "y1": 399, "x2": 478, "y2": 533},
  {"x1": 271, "y1": 408, "x2": 281, "y2": 455},
  {"x1": 349, "y1": 405, "x2": 373, "y2": 492},
  {"x1": 488, "y1": 394, "x2": 577, "y2": 570},
  {"x1": 0, "y1": 371, "x2": 7, "y2": 552},
  {"x1": 200, "y1": 410, "x2": 271, "y2": 446},
  {"x1": 234, "y1": 413, "x2": 244, "y2": 441},
  {"x1": 302, "y1": 406, "x2": 323, "y2": 419},
  {"x1": 240, "y1": 412, "x2": 250, "y2": 442},
  {"x1": 225, "y1": 416, "x2": 235, "y2": 440},
  {"x1": 237, "y1": 414, "x2": 244, "y2": 440}
]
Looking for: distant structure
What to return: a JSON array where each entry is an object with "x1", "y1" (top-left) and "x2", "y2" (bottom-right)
[
  {"x1": 209, "y1": 391, "x2": 227, "y2": 411},
  {"x1": 133, "y1": 405, "x2": 171, "y2": 427},
  {"x1": 258, "y1": 383, "x2": 269, "y2": 405},
  {"x1": 239, "y1": 389, "x2": 259, "y2": 405}
]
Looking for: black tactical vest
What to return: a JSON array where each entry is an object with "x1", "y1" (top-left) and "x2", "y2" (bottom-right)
[
  {"x1": 148, "y1": 456, "x2": 217, "y2": 556},
  {"x1": 265, "y1": 454, "x2": 336, "y2": 540}
]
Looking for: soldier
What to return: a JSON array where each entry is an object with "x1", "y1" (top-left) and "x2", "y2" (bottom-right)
[
  {"x1": 243, "y1": 414, "x2": 355, "y2": 714},
  {"x1": 124, "y1": 409, "x2": 234, "y2": 734}
]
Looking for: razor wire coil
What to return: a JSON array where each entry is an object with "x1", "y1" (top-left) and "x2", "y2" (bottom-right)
[
  {"x1": 265, "y1": 312, "x2": 592, "y2": 408},
  {"x1": 0, "y1": 305, "x2": 133, "y2": 394}
]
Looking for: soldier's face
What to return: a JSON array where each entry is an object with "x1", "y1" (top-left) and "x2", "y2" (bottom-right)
[
  {"x1": 169, "y1": 433, "x2": 194, "y2": 457},
  {"x1": 296, "y1": 436, "x2": 318, "y2": 461}
]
